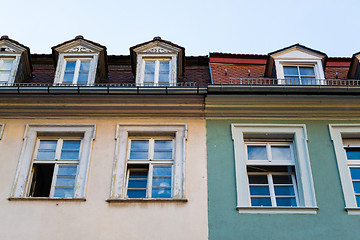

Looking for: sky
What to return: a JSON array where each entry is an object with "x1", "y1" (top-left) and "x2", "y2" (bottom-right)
[{"x1": 1, "y1": 0, "x2": 359, "y2": 57}]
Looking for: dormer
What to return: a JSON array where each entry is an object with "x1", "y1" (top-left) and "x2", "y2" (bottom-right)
[
  {"x1": 130, "y1": 37, "x2": 185, "y2": 86},
  {"x1": 347, "y1": 52, "x2": 360, "y2": 79},
  {"x1": 265, "y1": 44, "x2": 327, "y2": 85},
  {"x1": 0, "y1": 35, "x2": 32, "y2": 85},
  {"x1": 52, "y1": 36, "x2": 107, "y2": 86}
]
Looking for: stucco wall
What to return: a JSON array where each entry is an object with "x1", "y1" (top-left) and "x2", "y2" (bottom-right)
[
  {"x1": 207, "y1": 119, "x2": 360, "y2": 240},
  {"x1": 0, "y1": 118, "x2": 208, "y2": 240}
]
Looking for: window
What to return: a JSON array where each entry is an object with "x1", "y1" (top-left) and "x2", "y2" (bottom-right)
[
  {"x1": 59, "y1": 58, "x2": 92, "y2": 86},
  {"x1": 109, "y1": 124, "x2": 186, "y2": 201},
  {"x1": 329, "y1": 124, "x2": 360, "y2": 214},
  {"x1": 231, "y1": 124, "x2": 317, "y2": 214},
  {"x1": 29, "y1": 138, "x2": 81, "y2": 198},
  {"x1": 0, "y1": 58, "x2": 14, "y2": 84},
  {"x1": 283, "y1": 66, "x2": 315, "y2": 85},
  {"x1": 126, "y1": 138, "x2": 174, "y2": 198},
  {"x1": 141, "y1": 59, "x2": 171, "y2": 86},
  {"x1": 10, "y1": 124, "x2": 96, "y2": 199}
]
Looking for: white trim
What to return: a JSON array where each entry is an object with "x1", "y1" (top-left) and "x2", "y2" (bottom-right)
[
  {"x1": 329, "y1": 124, "x2": 360, "y2": 211},
  {"x1": 0, "y1": 123, "x2": 4, "y2": 139},
  {"x1": 237, "y1": 207, "x2": 318, "y2": 214},
  {"x1": 110, "y1": 123, "x2": 187, "y2": 199},
  {"x1": 231, "y1": 124, "x2": 317, "y2": 213},
  {"x1": 10, "y1": 123, "x2": 96, "y2": 199}
]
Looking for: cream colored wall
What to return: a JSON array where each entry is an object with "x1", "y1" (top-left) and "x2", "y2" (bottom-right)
[{"x1": 0, "y1": 118, "x2": 208, "y2": 240}]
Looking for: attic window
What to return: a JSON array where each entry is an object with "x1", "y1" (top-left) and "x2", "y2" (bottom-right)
[
  {"x1": 0, "y1": 58, "x2": 14, "y2": 84},
  {"x1": 143, "y1": 59, "x2": 171, "y2": 86}
]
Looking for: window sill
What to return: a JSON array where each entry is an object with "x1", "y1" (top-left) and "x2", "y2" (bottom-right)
[
  {"x1": 345, "y1": 208, "x2": 360, "y2": 215},
  {"x1": 236, "y1": 206, "x2": 318, "y2": 214},
  {"x1": 8, "y1": 197, "x2": 86, "y2": 201},
  {"x1": 106, "y1": 198, "x2": 188, "y2": 203}
]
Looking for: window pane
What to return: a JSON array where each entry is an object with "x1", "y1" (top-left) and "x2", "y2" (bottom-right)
[
  {"x1": 57, "y1": 165, "x2": 77, "y2": 175},
  {"x1": 128, "y1": 179, "x2": 147, "y2": 188},
  {"x1": 127, "y1": 189, "x2": 146, "y2": 198},
  {"x1": 127, "y1": 168, "x2": 148, "y2": 198},
  {"x1": 39, "y1": 140, "x2": 57, "y2": 149},
  {"x1": 0, "y1": 72, "x2": 10, "y2": 81},
  {"x1": 249, "y1": 186, "x2": 270, "y2": 196},
  {"x1": 131, "y1": 140, "x2": 149, "y2": 150},
  {"x1": 63, "y1": 72, "x2": 74, "y2": 84},
  {"x1": 353, "y1": 182, "x2": 360, "y2": 194},
  {"x1": 62, "y1": 140, "x2": 81, "y2": 150},
  {"x1": 153, "y1": 166, "x2": 172, "y2": 175},
  {"x1": 65, "y1": 61, "x2": 76, "y2": 71},
  {"x1": 60, "y1": 150, "x2": 79, "y2": 160},
  {"x1": 144, "y1": 72, "x2": 154, "y2": 85},
  {"x1": 80, "y1": 61, "x2": 90, "y2": 71},
  {"x1": 299, "y1": 67, "x2": 315, "y2": 76},
  {"x1": 2, "y1": 60, "x2": 13, "y2": 70},
  {"x1": 159, "y1": 72, "x2": 170, "y2": 85},
  {"x1": 155, "y1": 140, "x2": 172, "y2": 149},
  {"x1": 54, "y1": 187, "x2": 74, "y2": 198},
  {"x1": 356, "y1": 196, "x2": 360, "y2": 207},
  {"x1": 130, "y1": 140, "x2": 149, "y2": 159},
  {"x1": 346, "y1": 148, "x2": 360, "y2": 160},
  {"x1": 251, "y1": 197, "x2": 271, "y2": 206},
  {"x1": 274, "y1": 186, "x2": 295, "y2": 196},
  {"x1": 130, "y1": 150, "x2": 148, "y2": 159},
  {"x1": 152, "y1": 188, "x2": 171, "y2": 198},
  {"x1": 154, "y1": 150, "x2": 172, "y2": 159},
  {"x1": 145, "y1": 61, "x2": 155, "y2": 71},
  {"x1": 29, "y1": 164, "x2": 54, "y2": 197},
  {"x1": 273, "y1": 175, "x2": 293, "y2": 184},
  {"x1": 152, "y1": 177, "x2": 171, "y2": 187},
  {"x1": 159, "y1": 61, "x2": 170, "y2": 71},
  {"x1": 247, "y1": 146, "x2": 267, "y2": 160},
  {"x1": 37, "y1": 150, "x2": 56, "y2": 160},
  {"x1": 77, "y1": 72, "x2": 89, "y2": 85},
  {"x1": 276, "y1": 197, "x2": 297, "y2": 206},
  {"x1": 283, "y1": 66, "x2": 298, "y2": 76},
  {"x1": 55, "y1": 176, "x2": 76, "y2": 187},
  {"x1": 350, "y1": 168, "x2": 360, "y2": 180},
  {"x1": 248, "y1": 175, "x2": 268, "y2": 184},
  {"x1": 271, "y1": 146, "x2": 291, "y2": 160}
]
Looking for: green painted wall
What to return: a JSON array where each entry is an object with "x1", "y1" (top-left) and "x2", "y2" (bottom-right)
[{"x1": 207, "y1": 119, "x2": 360, "y2": 240}]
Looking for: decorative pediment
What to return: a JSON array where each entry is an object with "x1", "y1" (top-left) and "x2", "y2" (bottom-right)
[
  {"x1": 64, "y1": 46, "x2": 95, "y2": 53},
  {"x1": 0, "y1": 46, "x2": 16, "y2": 52},
  {"x1": 145, "y1": 46, "x2": 172, "y2": 53},
  {"x1": 53, "y1": 36, "x2": 105, "y2": 54},
  {"x1": 270, "y1": 44, "x2": 327, "y2": 60},
  {"x1": 0, "y1": 38, "x2": 27, "y2": 54}
]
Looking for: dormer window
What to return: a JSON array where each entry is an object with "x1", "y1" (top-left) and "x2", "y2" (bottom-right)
[
  {"x1": 52, "y1": 36, "x2": 107, "y2": 86},
  {"x1": 0, "y1": 58, "x2": 14, "y2": 84},
  {"x1": 265, "y1": 44, "x2": 327, "y2": 85},
  {"x1": 130, "y1": 37, "x2": 185, "y2": 87}
]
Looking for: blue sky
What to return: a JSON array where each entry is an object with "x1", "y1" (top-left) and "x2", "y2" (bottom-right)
[{"x1": 1, "y1": 0, "x2": 358, "y2": 57}]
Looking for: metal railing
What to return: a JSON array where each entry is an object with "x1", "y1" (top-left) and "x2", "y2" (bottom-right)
[
  {"x1": 229, "y1": 78, "x2": 360, "y2": 86},
  {"x1": 0, "y1": 81, "x2": 198, "y2": 87}
]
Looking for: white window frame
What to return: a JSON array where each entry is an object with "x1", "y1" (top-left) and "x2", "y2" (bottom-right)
[
  {"x1": 10, "y1": 124, "x2": 96, "y2": 199},
  {"x1": 136, "y1": 53, "x2": 177, "y2": 87},
  {"x1": 54, "y1": 53, "x2": 98, "y2": 86},
  {"x1": 276, "y1": 61, "x2": 325, "y2": 85},
  {"x1": 231, "y1": 124, "x2": 317, "y2": 214},
  {"x1": 0, "y1": 123, "x2": 4, "y2": 140},
  {"x1": 0, "y1": 54, "x2": 21, "y2": 85},
  {"x1": 329, "y1": 124, "x2": 360, "y2": 214},
  {"x1": 109, "y1": 123, "x2": 187, "y2": 200}
]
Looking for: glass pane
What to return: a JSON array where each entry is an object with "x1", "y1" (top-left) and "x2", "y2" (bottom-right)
[
  {"x1": 129, "y1": 170, "x2": 148, "y2": 178},
  {"x1": 346, "y1": 148, "x2": 360, "y2": 160},
  {"x1": 130, "y1": 150, "x2": 148, "y2": 159},
  {"x1": 57, "y1": 165, "x2": 77, "y2": 175},
  {"x1": 274, "y1": 186, "x2": 295, "y2": 196},
  {"x1": 153, "y1": 166, "x2": 172, "y2": 175},
  {"x1": 251, "y1": 197, "x2": 271, "y2": 206},
  {"x1": 60, "y1": 150, "x2": 79, "y2": 160},
  {"x1": 144, "y1": 72, "x2": 154, "y2": 84},
  {"x1": 39, "y1": 140, "x2": 57, "y2": 149},
  {"x1": 63, "y1": 72, "x2": 74, "y2": 84},
  {"x1": 131, "y1": 140, "x2": 149, "y2": 150},
  {"x1": 350, "y1": 168, "x2": 360, "y2": 180},
  {"x1": 62, "y1": 140, "x2": 81, "y2": 150},
  {"x1": 77, "y1": 72, "x2": 89, "y2": 85},
  {"x1": 127, "y1": 189, "x2": 146, "y2": 198},
  {"x1": 271, "y1": 146, "x2": 291, "y2": 160},
  {"x1": 353, "y1": 182, "x2": 360, "y2": 194},
  {"x1": 65, "y1": 61, "x2": 76, "y2": 71},
  {"x1": 276, "y1": 197, "x2": 297, "y2": 206},
  {"x1": 56, "y1": 176, "x2": 76, "y2": 187},
  {"x1": 248, "y1": 175, "x2": 268, "y2": 184},
  {"x1": 37, "y1": 150, "x2": 56, "y2": 160},
  {"x1": 152, "y1": 188, "x2": 171, "y2": 198},
  {"x1": 80, "y1": 61, "x2": 90, "y2": 71},
  {"x1": 273, "y1": 175, "x2": 293, "y2": 184},
  {"x1": 249, "y1": 186, "x2": 270, "y2": 196},
  {"x1": 128, "y1": 179, "x2": 147, "y2": 188},
  {"x1": 154, "y1": 150, "x2": 172, "y2": 159},
  {"x1": 283, "y1": 66, "x2": 298, "y2": 76},
  {"x1": 155, "y1": 140, "x2": 172, "y2": 149},
  {"x1": 0, "y1": 72, "x2": 10, "y2": 81},
  {"x1": 2, "y1": 60, "x2": 13, "y2": 70},
  {"x1": 247, "y1": 146, "x2": 267, "y2": 160},
  {"x1": 159, "y1": 61, "x2": 169, "y2": 71},
  {"x1": 152, "y1": 177, "x2": 171, "y2": 187},
  {"x1": 159, "y1": 72, "x2": 169, "y2": 85},
  {"x1": 145, "y1": 61, "x2": 155, "y2": 71},
  {"x1": 54, "y1": 187, "x2": 74, "y2": 198},
  {"x1": 356, "y1": 196, "x2": 360, "y2": 207},
  {"x1": 299, "y1": 67, "x2": 315, "y2": 76}
]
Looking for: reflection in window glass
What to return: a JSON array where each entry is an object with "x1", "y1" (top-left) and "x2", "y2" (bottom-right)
[{"x1": 247, "y1": 146, "x2": 267, "y2": 160}]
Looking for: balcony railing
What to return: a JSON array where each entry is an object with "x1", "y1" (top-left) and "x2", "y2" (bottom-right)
[
  {"x1": 229, "y1": 78, "x2": 360, "y2": 86},
  {"x1": 0, "y1": 82, "x2": 198, "y2": 87}
]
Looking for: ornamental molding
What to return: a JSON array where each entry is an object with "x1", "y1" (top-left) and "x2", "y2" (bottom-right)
[
  {"x1": 145, "y1": 47, "x2": 172, "y2": 53},
  {"x1": 0, "y1": 46, "x2": 16, "y2": 52},
  {"x1": 64, "y1": 46, "x2": 95, "y2": 53}
]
